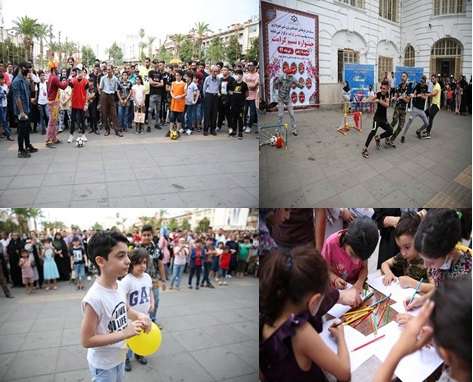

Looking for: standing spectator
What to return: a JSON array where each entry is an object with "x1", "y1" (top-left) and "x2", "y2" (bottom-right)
[
  {"x1": 67, "y1": 69, "x2": 89, "y2": 143},
  {"x1": 35, "y1": 70, "x2": 49, "y2": 135},
  {"x1": 118, "y1": 71, "x2": 132, "y2": 132},
  {"x1": 0, "y1": 73, "x2": 12, "y2": 140},
  {"x1": 202, "y1": 65, "x2": 220, "y2": 136},
  {"x1": 243, "y1": 61, "x2": 259, "y2": 133},
  {"x1": 11, "y1": 62, "x2": 38, "y2": 158},
  {"x1": 217, "y1": 66, "x2": 235, "y2": 133},
  {"x1": 99, "y1": 65, "x2": 123, "y2": 137},
  {"x1": 229, "y1": 69, "x2": 248, "y2": 139}
]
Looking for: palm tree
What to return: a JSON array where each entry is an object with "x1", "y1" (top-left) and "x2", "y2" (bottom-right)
[
  {"x1": 170, "y1": 34, "x2": 185, "y2": 59},
  {"x1": 10, "y1": 208, "x2": 42, "y2": 233},
  {"x1": 49, "y1": 41, "x2": 63, "y2": 64},
  {"x1": 147, "y1": 36, "x2": 156, "y2": 59},
  {"x1": 36, "y1": 23, "x2": 49, "y2": 68},
  {"x1": 63, "y1": 40, "x2": 77, "y2": 58},
  {"x1": 12, "y1": 16, "x2": 41, "y2": 61},
  {"x1": 193, "y1": 22, "x2": 211, "y2": 59},
  {"x1": 138, "y1": 28, "x2": 145, "y2": 59}
]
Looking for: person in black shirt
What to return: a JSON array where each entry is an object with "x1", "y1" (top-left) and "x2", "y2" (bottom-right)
[
  {"x1": 148, "y1": 60, "x2": 164, "y2": 132},
  {"x1": 402, "y1": 75, "x2": 429, "y2": 141},
  {"x1": 362, "y1": 80, "x2": 393, "y2": 158},
  {"x1": 388, "y1": 72, "x2": 412, "y2": 145},
  {"x1": 217, "y1": 66, "x2": 235, "y2": 134},
  {"x1": 229, "y1": 70, "x2": 249, "y2": 139}
]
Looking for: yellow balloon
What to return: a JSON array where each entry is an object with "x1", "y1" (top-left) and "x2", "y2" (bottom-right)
[{"x1": 126, "y1": 322, "x2": 162, "y2": 356}]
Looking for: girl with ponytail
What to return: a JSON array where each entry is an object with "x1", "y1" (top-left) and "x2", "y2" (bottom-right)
[{"x1": 260, "y1": 246, "x2": 351, "y2": 382}]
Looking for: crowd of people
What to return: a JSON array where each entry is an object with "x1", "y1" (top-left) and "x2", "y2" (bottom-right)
[
  {"x1": 0, "y1": 56, "x2": 260, "y2": 158},
  {"x1": 259, "y1": 208, "x2": 472, "y2": 382},
  {"x1": 0, "y1": 225, "x2": 258, "y2": 299}
]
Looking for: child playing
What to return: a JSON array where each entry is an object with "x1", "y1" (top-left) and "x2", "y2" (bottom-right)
[
  {"x1": 374, "y1": 279, "x2": 471, "y2": 382},
  {"x1": 59, "y1": 84, "x2": 72, "y2": 133},
  {"x1": 321, "y1": 217, "x2": 379, "y2": 292},
  {"x1": 131, "y1": 76, "x2": 145, "y2": 134},
  {"x1": 188, "y1": 239, "x2": 204, "y2": 289},
  {"x1": 119, "y1": 248, "x2": 154, "y2": 372},
  {"x1": 404, "y1": 209, "x2": 472, "y2": 312},
  {"x1": 80, "y1": 231, "x2": 151, "y2": 381},
  {"x1": 362, "y1": 80, "x2": 393, "y2": 158},
  {"x1": 381, "y1": 213, "x2": 431, "y2": 291},
  {"x1": 19, "y1": 249, "x2": 34, "y2": 294},
  {"x1": 260, "y1": 248, "x2": 350, "y2": 382},
  {"x1": 169, "y1": 238, "x2": 189, "y2": 290},
  {"x1": 237, "y1": 236, "x2": 252, "y2": 278},
  {"x1": 201, "y1": 238, "x2": 215, "y2": 288},
  {"x1": 170, "y1": 70, "x2": 186, "y2": 136},
  {"x1": 70, "y1": 236, "x2": 88, "y2": 290},
  {"x1": 211, "y1": 241, "x2": 223, "y2": 282},
  {"x1": 42, "y1": 238, "x2": 59, "y2": 291},
  {"x1": 184, "y1": 72, "x2": 199, "y2": 136},
  {"x1": 218, "y1": 245, "x2": 231, "y2": 286},
  {"x1": 86, "y1": 78, "x2": 99, "y2": 134}
]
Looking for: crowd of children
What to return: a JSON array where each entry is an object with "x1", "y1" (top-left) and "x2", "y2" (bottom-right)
[
  {"x1": 1, "y1": 57, "x2": 260, "y2": 158},
  {"x1": 259, "y1": 208, "x2": 472, "y2": 382}
]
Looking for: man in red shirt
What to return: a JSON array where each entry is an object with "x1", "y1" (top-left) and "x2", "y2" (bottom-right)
[
  {"x1": 46, "y1": 61, "x2": 68, "y2": 147},
  {"x1": 67, "y1": 69, "x2": 89, "y2": 143}
]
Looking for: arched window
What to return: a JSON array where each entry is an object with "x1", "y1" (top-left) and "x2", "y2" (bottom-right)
[
  {"x1": 404, "y1": 45, "x2": 415, "y2": 67},
  {"x1": 430, "y1": 38, "x2": 463, "y2": 78}
]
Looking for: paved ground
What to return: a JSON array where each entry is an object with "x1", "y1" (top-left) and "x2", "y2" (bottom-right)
[
  {"x1": 0, "y1": 127, "x2": 258, "y2": 207},
  {"x1": 0, "y1": 276, "x2": 258, "y2": 382},
  {"x1": 260, "y1": 108, "x2": 471, "y2": 207}
]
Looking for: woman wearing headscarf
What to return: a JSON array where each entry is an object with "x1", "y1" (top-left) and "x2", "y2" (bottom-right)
[
  {"x1": 7, "y1": 233, "x2": 24, "y2": 287},
  {"x1": 159, "y1": 227, "x2": 171, "y2": 280},
  {"x1": 52, "y1": 232, "x2": 71, "y2": 281}
]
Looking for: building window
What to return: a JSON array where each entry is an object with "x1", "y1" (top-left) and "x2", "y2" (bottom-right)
[
  {"x1": 338, "y1": 0, "x2": 365, "y2": 8},
  {"x1": 404, "y1": 45, "x2": 415, "y2": 67},
  {"x1": 379, "y1": 0, "x2": 399, "y2": 22},
  {"x1": 378, "y1": 56, "x2": 393, "y2": 83},
  {"x1": 338, "y1": 49, "x2": 360, "y2": 82},
  {"x1": 433, "y1": 0, "x2": 464, "y2": 15}
]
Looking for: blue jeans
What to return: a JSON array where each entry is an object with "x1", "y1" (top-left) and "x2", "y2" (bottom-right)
[
  {"x1": 89, "y1": 362, "x2": 125, "y2": 382},
  {"x1": 170, "y1": 263, "x2": 184, "y2": 288},
  {"x1": 118, "y1": 104, "x2": 129, "y2": 130},
  {"x1": 149, "y1": 286, "x2": 159, "y2": 322},
  {"x1": 74, "y1": 263, "x2": 85, "y2": 280},
  {"x1": 185, "y1": 104, "x2": 197, "y2": 130},
  {"x1": 0, "y1": 106, "x2": 11, "y2": 136},
  {"x1": 38, "y1": 103, "x2": 49, "y2": 132},
  {"x1": 244, "y1": 99, "x2": 257, "y2": 128}
]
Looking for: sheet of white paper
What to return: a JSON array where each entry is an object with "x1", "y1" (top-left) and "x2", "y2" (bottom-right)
[
  {"x1": 326, "y1": 283, "x2": 371, "y2": 318},
  {"x1": 367, "y1": 272, "x2": 417, "y2": 304},
  {"x1": 320, "y1": 318, "x2": 375, "y2": 372},
  {"x1": 390, "y1": 301, "x2": 421, "y2": 317},
  {"x1": 367, "y1": 321, "x2": 443, "y2": 382}
]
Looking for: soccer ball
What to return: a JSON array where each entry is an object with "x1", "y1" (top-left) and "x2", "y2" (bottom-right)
[
  {"x1": 76, "y1": 137, "x2": 85, "y2": 148},
  {"x1": 170, "y1": 130, "x2": 179, "y2": 140},
  {"x1": 270, "y1": 135, "x2": 277, "y2": 145}
]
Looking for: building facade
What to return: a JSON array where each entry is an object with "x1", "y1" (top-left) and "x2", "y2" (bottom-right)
[{"x1": 261, "y1": 0, "x2": 471, "y2": 105}]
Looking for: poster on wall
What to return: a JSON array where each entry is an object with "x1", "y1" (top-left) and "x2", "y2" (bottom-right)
[
  {"x1": 261, "y1": 1, "x2": 319, "y2": 108},
  {"x1": 395, "y1": 66, "x2": 424, "y2": 87},
  {"x1": 344, "y1": 64, "x2": 375, "y2": 98}
]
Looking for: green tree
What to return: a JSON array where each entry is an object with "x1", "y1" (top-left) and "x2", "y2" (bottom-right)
[
  {"x1": 0, "y1": 39, "x2": 28, "y2": 65},
  {"x1": 192, "y1": 21, "x2": 211, "y2": 59},
  {"x1": 11, "y1": 208, "x2": 42, "y2": 233},
  {"x1": 179, "y1": 36, "x2": 194, "y2": 63},
  {"x1": 170, "y1": 34, "x2": 185, "y2": 59},
  {"x1": 206, "y1": 37, "x2": 224, "y2": 65},
  {"x1": 147, "y1": 36, "x2": 156, "y2": 59},
  {"x1": 35, "y1": 23, "x2": 49, "y2": 68},
  {"x1": 91, "y1": 222, "x2": 104, "y2": 231},
  {"x1": 180, "y1": 218, "x2": 191, "y2": 231},
  {"x1": 12, "y1": 16, "x2": 41, "y2": 61},
  {"x1": 168, "y1": 218, "x2": 178, "y2": 232},
  {"x1": 157, "y1": 45, "x2": 172, "y2": 63},
  {"x1": 62, "y1": 40, "x2": 77, "y2": 58},
  {"x1": 81, "y1": 45, "x2": 96, "y2": 67},
  {"x1": 196, "y1": 217, "x2": 210, "y2": 233},
  {"x1": 226, "y1": 34, "x2": 242, "y2": 65},
  {"x1": 107, "y1": 42, "x2": 123, "y2": 65},
  {"x1": 246, "y1": 37, "x2": 259, "y2": 62},
  {"x1": 138, "y1": 28, "x2": 146, "y2": 60},
  {"x1": 43, "y1": 221, "x2": 66, "y2": 232}
]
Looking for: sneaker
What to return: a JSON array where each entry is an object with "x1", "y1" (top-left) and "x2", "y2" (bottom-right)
[
  {"x1": 362, "y1": 148, "x2": 369, "y2": 158},
  {"x1": 292, "y1": 129, "x2": 298, "y2": 136},
  {"x1": 375, "y1": 135, "x2": 381, "y2": 150},
  {"x1": 401, "y1": 136, "x2": 405, "y2": 143},
  {"x1": 188, "y1": 285, "x2": 192, "y2": 289},
  {"x1": 384, "y1": 139, "x2": 396, "y2": 148},
  {"x1": 135, "y1": 355, "x2": 147, "y2": 365},
  {"x1": 82, "y1": 134, "x2": 88, "y2": 142},
  {"x1": 186, "y1": 129, "x2": 191, "y2": 136},
  {"x1": 208, "y1": 284, "x2": 215, "y2": 289},
  {"x1": 416, "y1": 130, "x2": 422, "y2": 139},
  {"x1": 244, "y1": 126, "x2": 251, "y2": 133},
  {"x1": 215, "y1": 127, "x2": 220, "y2": 132},
  {"x1": 27, "y1": 146, "x2": 38, "y2": 153},
  {"x1": 18, "y1": 150, "x2": 31, "y2": 158},
  {"x1": 238, "y1": 134, "x2": 243, "y2": 140},
  {"x1": 422, "y1": 133, "x2": 431, "y2": 139},
  {"x1": 45, "y1": 140, "x2": 56, "y2": 148},
  {"x1": 125, "y1": 359, "x2": 132, "y2": 372},
  {"x1": 218, "y1": 281, "x2": 223, "y2": 286},
  {"x1": 155, "y1": 125, "x2": 162, "y2": 130},
  {"x1": 179, "y1": 128, "x2": 184, "y2": 134},
  {"x1": 6, "y1": 136, "x2": 14, "y2": 141},
  {"x1": 57, "y1": 128, "x2": 64, "y2": 133},
  {"x1": 223, "y1": 281, "x2": 228, "y2": 285},
  {"x1": 228, "y1": 128, "x2": 233, "y2": 135},
  {"x1": 67, "y1": 134, "x2": 73, "y2": 143}
]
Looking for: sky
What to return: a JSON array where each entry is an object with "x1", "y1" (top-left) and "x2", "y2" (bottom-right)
[
  {"x1": 3, "y1": 0, "x2": 258, "y2": 58},
  {"x1": 38, "y1": 208, "x2": 190, "y2": 230}
]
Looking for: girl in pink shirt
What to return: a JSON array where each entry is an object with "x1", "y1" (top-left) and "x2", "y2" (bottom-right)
[{"x1": 321, "y1": 217, "x2": 379, "y2": 291}]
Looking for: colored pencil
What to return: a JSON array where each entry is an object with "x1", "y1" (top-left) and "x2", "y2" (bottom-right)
[
  {"x1": 372, "y1": 314, "x2": 378, "y2": 335},
  {"x1": 370, "y1": 293, "x2": 392, "y2": 308},
  {"x1": 377, "y1": 301, "x2": 389, "y2": 326},
  {"x1": 352, "y1": 310, "x2": 373, "y2": 327},
  {"x1": 408, "y1": 278, "x2": 424, "y2": 305},
  {"x1": 352, "y1": 334, "x2": 386, "y2": 352},
  {"x1": 343, "y1": 306, "x2": 373, "y2": 317}
]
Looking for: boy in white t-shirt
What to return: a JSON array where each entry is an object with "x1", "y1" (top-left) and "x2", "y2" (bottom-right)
[
  {"x1": 119, "y1": 248, "x2": 154, "y2": 372},
  {"x1": 81, "y1": 231, "x2": 151, "y2": 382}
]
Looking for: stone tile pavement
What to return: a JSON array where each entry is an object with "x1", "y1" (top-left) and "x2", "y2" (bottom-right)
[
  {"x1": 260, "y1": 108, "x2": 471, "y2": 207},
  {"x1": 0, "y1": 276, "x2": 258, "y2": 382},
  {"x1": 0, "y1": 128, "x2": 258, "y2": 208}
]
